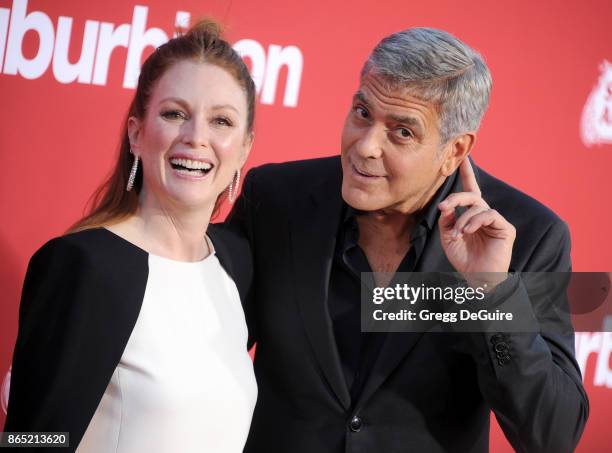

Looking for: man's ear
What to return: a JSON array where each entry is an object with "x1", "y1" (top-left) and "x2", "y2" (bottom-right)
[
  {"x1": 127, "y1": 117, "x2": 142, "y2": 155},
  {"x1": 440, "y1": 132, "x2": 476, "y2": 176}
]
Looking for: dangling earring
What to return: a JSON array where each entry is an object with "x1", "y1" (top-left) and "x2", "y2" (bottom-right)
[
  {"x1": 228, "y1": 168, "x2": 241, "y2": 203},
  {"x1": 126, "y1": 153, "x2": 139, "y2": 192}
]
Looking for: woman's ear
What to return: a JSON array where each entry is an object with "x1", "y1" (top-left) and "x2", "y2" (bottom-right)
[
  {"x1": 239, "y1": 131, "x2": 255, "y2": 167},
  {"x1": 127, "y1": 117, "x2": 142, "y2": 155}
]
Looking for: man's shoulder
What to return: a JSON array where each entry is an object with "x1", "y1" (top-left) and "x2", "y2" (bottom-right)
[
  {"x1": 476, "y1": 165, "x2": 566, "y2": 231},
  {"x1": 208, "y1": 223, "x2": 251, "y2": 259},
  {"x1": 246, "y1": 155, "x2": 341, "y2": 188}
]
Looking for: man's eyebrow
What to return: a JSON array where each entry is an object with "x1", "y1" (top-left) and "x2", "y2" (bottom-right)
[
  {"x1": 389, "y1": 114, "x2": 421, "y2": 126},
  {"x1": 352, "y1": 91, "x2": 369, "y2": 105},
  {"x1": 351, "y1": 91, "x2": 424, "y2": 134},
  {"x1": 389, "y1": 114, "x2": 425, "y2": 136}
]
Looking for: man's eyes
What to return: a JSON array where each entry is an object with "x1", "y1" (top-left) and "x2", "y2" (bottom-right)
[
  {"x1": 352, "y1": 106, "x2": 414, "y2": 140},
  {"x1": 394, "y1": 127, "x2": 413, "y2": 139},
  {"x1": 354, "y1": 105, "x2": 369, "y2": 119}
]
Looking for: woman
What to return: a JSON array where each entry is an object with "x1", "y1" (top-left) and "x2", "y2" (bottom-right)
[{"x1": 4, "y1": 20, "x2": 257, "y2": 453}]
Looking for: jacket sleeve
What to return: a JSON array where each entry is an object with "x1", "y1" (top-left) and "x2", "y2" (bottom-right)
[
  {"x1": 463, "y1": 220, "x2": 589, "y2": 453},
  {"x1": 3, "y1": 237, "x2": 100, "y2": 452},
  {"x1": 226, "y1": 169, "x2": 259, "y2": 349}
]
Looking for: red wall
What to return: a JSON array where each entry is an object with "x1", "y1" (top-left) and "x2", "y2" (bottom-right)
[{"x1": 1, "y1": 0, "x2": 611, "y2": 450}]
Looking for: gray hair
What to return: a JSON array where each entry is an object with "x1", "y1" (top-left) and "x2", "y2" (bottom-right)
[{"x1": 362, "y1": 27, "x2": 492, "y2": 144}]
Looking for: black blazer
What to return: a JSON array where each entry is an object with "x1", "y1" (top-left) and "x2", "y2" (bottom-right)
[
  {"x1": 227, "y1": 156, "x2": 589, "y2": 453},
  {"x1": 3, "y1": 225, "x2": 252, "y2": 452}
]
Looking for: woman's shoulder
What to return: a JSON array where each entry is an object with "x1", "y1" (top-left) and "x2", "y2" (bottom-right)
[
  {"x1": 31, "y1": 227, "x2": 148, "y2": 271},
  {"x1": 22, "y1": 228, "x2": 150, "y2": 316}
]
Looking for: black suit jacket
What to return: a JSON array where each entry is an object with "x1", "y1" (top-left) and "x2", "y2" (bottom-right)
[
  {"x1": 227, "y1": 156, "x2": 589, "y2": 453},
  {"x1": 3, "y1": 225, "x2": 252, "y2": 452}
]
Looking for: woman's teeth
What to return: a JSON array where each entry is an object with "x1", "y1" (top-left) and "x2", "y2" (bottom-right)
[{"x1": 170, "y1": 158, "x2": 213, "y2": 176}]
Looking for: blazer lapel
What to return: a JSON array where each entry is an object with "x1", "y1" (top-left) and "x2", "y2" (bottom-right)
[
  {"x1": 289, "y1": 176, "x2": 351, "y2": 410},
  {"x1": 355, "y1": 333, "x2": 424, "y2": 411},
  {"x1": 354, "y1": 235, "x2": 456, "y2": 411},
  {"x1": 355, "y1": 167, "x2": 467, "y2": 411}
]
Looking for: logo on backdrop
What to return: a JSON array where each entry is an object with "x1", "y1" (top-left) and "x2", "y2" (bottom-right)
[
  {"x1": 0, "y1": 0, "x2": 303, "y2": 107},
  {"x1": 575, "y1": 332, "x2": 612, "y2": 389},
  {"x1": 1, "y1": 367, "x2": 10, "y2": 414},
  {"x1": 581, "y1": 60, "x2": 612, "y2": 147}
]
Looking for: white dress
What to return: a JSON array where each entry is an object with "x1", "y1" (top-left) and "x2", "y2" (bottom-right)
[{"x1": 77, "y1": 244, "x2": 257, "y2": 453}]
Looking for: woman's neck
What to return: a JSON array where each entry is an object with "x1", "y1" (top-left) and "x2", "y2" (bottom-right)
[{"x1": 108, "y1": 189, "x2": 216, "y2": 262}]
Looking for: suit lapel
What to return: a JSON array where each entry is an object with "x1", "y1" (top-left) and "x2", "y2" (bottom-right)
[
  {"x1": 289, "y1": 175, "x2": 351, "y2": 410},
  {"x1": 354, "y1": 231, "x2": 456, "y2": 411},
  {"x1": 286, "y1": 158, "x2": 481, "y2": 411},
  {"x1": 355, "y1": 167, "x2": 467, "y2": 410},
  {"x1": 355, "y1": 333, "x2": 424, "y2": 411}
]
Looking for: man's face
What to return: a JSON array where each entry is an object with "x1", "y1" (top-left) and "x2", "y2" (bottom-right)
[{"x1": 341, "y1": 72, "x2": 453, "y2": 214}]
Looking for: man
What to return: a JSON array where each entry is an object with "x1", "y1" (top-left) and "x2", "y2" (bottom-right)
[{"x1": 228, "y1": 28, "x2": 588, "y2": 452}]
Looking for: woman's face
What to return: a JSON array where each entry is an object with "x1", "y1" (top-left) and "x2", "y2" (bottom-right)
[{"x1": 128, "y1": 60, "x2": 252, "y2": 211}]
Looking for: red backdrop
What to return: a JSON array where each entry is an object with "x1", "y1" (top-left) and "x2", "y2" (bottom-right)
[{"x1": 1, "y1": 0, "x2": 611, "y2": 450}]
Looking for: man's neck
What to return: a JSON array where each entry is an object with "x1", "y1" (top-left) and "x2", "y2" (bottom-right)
[
  {"x1": 356, "y1": 210, "x2": 416, "y2": 244},
  {"x1": 355, "y1": 211, "x2": 415, "y2": 280}
]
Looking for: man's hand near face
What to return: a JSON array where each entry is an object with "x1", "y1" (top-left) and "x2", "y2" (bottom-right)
[{"x1": 438, "y1": 158, "x2": 516, "y2": 289}]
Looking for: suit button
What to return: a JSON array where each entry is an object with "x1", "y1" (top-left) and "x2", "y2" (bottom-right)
[
  {"x1": 498, "y1": 355, "x2": 511, "y2": 365},
  {"x1": 349, "y1": 416, "x2": 363, "y2": 432},
  {"x1": 494, "y1": 342, "x2": 509, "y2": 353}
]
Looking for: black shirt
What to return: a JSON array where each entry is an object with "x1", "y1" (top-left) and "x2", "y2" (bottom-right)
[{"x1": 327, "y1": 172, "x2": 457, "y2": 404}]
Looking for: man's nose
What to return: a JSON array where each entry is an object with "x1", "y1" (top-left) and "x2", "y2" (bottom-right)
[{"x1": 354, "y1": 125, "x2": 384, "y2": 159}]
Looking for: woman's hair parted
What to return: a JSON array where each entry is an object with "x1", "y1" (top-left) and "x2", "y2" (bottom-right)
[{"x1": 67, "y1": 19, "x2": 255, "y2": 233}]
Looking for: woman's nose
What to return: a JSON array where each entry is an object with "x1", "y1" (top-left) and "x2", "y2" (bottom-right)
[{"x1": 182, "y1": 118, "x2": 210, "y2": 149}]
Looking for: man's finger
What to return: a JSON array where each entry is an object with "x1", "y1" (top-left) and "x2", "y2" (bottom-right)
[
  {"x1": 438, "y1": 192, "x2": 488, "y2": 211},
  {"x1": 460, "y1": 158, "x2": 481, "y2": 195},
  {"x1": 463, "y1": 209, "x2": 516, "y2": 239},
  {"x1": 453, "y1": 205, "x2": 490, "y2": 234},
  {"x1": 438, "y1": 207, "x2": 456, "y2": 230}
]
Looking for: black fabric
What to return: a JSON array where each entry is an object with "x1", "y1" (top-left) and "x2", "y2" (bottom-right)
[
  {"x1": 4, "y1": 227, "x2": 251, "y2": 452},
  {"x1": 227, "y1": 155, "x2": 589, "y2": 453},
  {"x1": 329, "y1": 173, "x2": 454, "y2": 404}
]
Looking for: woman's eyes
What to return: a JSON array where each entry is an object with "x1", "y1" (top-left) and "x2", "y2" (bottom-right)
[
  {"x1": 161, "y1": 110, "x2": 233, "y2": 127},
  {"x1": 161, "y1": 110, "x2": 187, "y2": 120},
  {"x1": 213, "y1": 116, "x2": 233, "y2": 127}
]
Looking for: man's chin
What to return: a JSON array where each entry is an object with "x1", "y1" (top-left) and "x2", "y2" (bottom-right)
[{"x1": 341, "y1": 185, "x2": 384, "y2": 212}]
